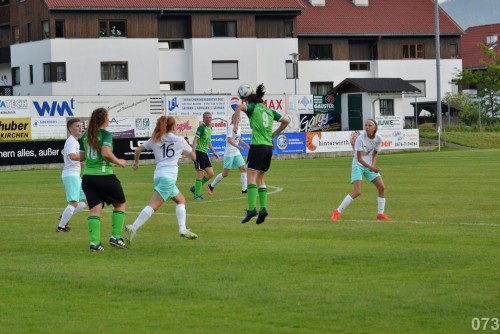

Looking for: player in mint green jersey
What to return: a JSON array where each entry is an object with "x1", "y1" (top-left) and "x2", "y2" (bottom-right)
[
  {"x1": 80, "y1": 108, "x2": 128, "y2": 251},
  {"x1": 234, "y1": 84, "x2": 289, "y2": 224},
  {"x1": 189, "y1": 112, "x2": 219, "y2": 200}
]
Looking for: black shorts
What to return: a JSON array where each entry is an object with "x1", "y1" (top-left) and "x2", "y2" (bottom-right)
[
  {"x1": 247, "y1": 145, "x2": 273, "y2": 172},
  {"x1": 82, "y1": 174, "x2": 126, "y2": 209},
  {"x1": 195, "y1": 150, "x2": 212, "y2": 170}
]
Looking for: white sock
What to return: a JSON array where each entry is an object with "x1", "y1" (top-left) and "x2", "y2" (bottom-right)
[
  {"x1": 377, "y1": 197, "x2": 386, "y2": 214},
  {"x1": 338, "y1": 195, "x2": 353, "y2": 213},
  {"x1": 74, "y1": 201, "x2": 87, "y2": 214},
  {"x1": 176, "y1": 204, "x2": 187, "y2": 232},
  {"x1": 241, "y1": 172, "x2": 247, "y2": 191},
  {"x1": 59, "y1": 205, "x2": 75, "y2": 227},
  {"x1": 211, "y1": 173, "x2": 224, "y2": 187},
  {"x1": 132, "y1": 205, "x2": 154, "y2": 231}
]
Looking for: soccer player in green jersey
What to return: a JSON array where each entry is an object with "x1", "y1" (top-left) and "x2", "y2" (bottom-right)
[
  {"x1": 80, "y1": 108, "x2": 128, "y2": 251},
  {"x1": 234, "y1": 84, "x2": 289, "y2": 224},
  {"x1": 189, "y1": 112, "x2": 219, "y2": 200}
]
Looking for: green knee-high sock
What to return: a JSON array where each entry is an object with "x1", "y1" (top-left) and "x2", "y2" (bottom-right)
[
  {"x1": 195, "y1": 179, "x2": 202, "y2": 196},
  {"x1": 111, "y1": 210, "x2": 125, "y2": 239},
  {"x1": 87, "y1": 216, "x2": 101, "y2": 245},
  {"x1": 201, "y1": 176, "x2": 209, "y2": 185},
  {"x1": 247, "y1": 184, "x2": 257, "y2": 211},
  {"x1": 258, "y1": 186, "x2": 267, "y2": 210}
]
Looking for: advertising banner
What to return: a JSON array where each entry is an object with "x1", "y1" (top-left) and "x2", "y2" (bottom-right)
[
  {"x1": 274, "y1": 132, "x2": 306, "y2": 154},
  {"x1": 113, "y1": 137, "x2": 154, "y2": 160},
  {"x1": 30, "y1": 96, "x2": 165, "y2": 118},
  {"x1": 305, "y1": 131, "x2": 352, "y2": 153},
  {"x1": 165, "y1": 95, "x2": 228, "y2": 117},
  {"x1": 376, "y1": 116, "x2": 404, "y2": 130},
  {"x1": 378, "y1": 129, "x2": 419, "y2": 150},
  {"x1": 313, "y1": 94, "x2": 340, "y2": 114},
  {"x1": 208, "y1": 133, "x2": 305, "y2": 157},
  {"x1": 31, "y1": 118, "x2": 68, "y2": 140},
  {"x1": 0, "y1": 140, "x2": 63, "y2": 165},
  {"x1": 0, "y1": 97, "x2": 30, "y2": 118},
  {"x1": 0, "y1": 118, "x2": 31, "y2": 141},
  {"x1": 288, "y1": 95, "x2": 314, "y2": 114},
  {"x1": 171, "y1": 116, "x2": 198, "y2": 139},
  {"x1": 300, "y1": 113, "x2": 341, "y2": 132},
  {"x1": 105, "y1": 116, "x2": 156, "y2": 138}
]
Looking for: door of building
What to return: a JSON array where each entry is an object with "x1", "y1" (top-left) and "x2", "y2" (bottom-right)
[{"x1": 348, "y1": 94, "x2": 363, "y2": 130}]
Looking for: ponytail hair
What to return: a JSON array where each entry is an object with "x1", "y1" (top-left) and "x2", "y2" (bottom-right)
[
  {"x1": 247, "y1": 83, "x2": 265, "y2": 104},
  {"x1": 152, "y1": 116, "x2": 176, "y2": 143},
  {"x1": 86, "y1": 108, "x2": 108, "y2": 151}
]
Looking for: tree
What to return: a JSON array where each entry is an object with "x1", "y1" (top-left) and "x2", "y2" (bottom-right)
[
  {"x1": 457, "y1": 43, "x2": 500, "y2": 118},
  {"x1": 442, "y1": 92, "x2": 481, "y2": 126}
]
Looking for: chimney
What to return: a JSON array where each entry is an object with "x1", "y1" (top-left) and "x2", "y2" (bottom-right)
[
  {"x1": 352, "y1": 0, "x2": 369, "y2": 6},
  {"x1": 309, "y1": 0, "x2": 325, "y2": 6}
]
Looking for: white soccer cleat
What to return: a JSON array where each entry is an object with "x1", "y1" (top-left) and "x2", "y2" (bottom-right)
[
  {"x1": 125, "y1": 224, "x2": 136, "y2": 244},
  {"x1": 180, "y1": 229, "x2": 198, "y2": 240}
]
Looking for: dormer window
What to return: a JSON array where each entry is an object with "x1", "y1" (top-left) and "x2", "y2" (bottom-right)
[{"x1": 486, "y1": 34, "x2": 498, "y2": 45}]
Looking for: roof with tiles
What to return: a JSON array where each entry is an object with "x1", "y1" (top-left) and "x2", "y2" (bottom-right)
[
  {"x1": 462, "y1": 23, "x2": 500, "y2": 69},
  {"x1": 297, "y1": 0, "x2": 463, "y2": 36},
  {"x1": 42, "y1": 0, "x2": 306, "y2": 10}
]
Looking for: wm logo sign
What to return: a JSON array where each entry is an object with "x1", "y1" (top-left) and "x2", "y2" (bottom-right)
[{"x1": 33, "y1": 98, "x2": 75, "y2": 116}]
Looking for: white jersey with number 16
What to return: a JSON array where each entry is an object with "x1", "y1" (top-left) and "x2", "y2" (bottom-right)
[{"x1": 142, "y1": 133, "x2": 192, "y2": 180}]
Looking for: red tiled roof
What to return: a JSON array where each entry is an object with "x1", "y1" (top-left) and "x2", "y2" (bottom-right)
[
  {"x1": 462, "y1": 23, "x2": 500, "y2": 69},
  {"x1": 297, "y1": 0, "x2": 463, "y2": 36},
  {"x1": 43, "y1": 0, "x2": 306, "y2": 10}
]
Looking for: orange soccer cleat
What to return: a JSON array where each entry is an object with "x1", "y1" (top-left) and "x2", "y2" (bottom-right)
[{"x1": 376, "y1": 213, "x2": 391, "y2": 221}]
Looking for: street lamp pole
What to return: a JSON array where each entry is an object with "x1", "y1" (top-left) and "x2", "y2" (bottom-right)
[
  {"x1": 289, "y1": 52, "x2": 299, "y2": 95},
  {"x1": 434, "y1": 0, "x2": 442, "y2": 151},
  {"x1": 478, "y1": 98, "x2": 482, "y2": 132},
  {"x1": 448, "y1": 81, "x2": 452, "y2": 129}
]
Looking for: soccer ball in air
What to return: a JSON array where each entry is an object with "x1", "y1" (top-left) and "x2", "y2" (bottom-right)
[{"x1": 237, "y1": 84, "x2": 254, "y2": 99}]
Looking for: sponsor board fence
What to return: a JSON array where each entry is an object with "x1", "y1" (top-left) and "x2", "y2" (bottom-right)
[{"x1": 0, "y1": 95, "x2": 418, "y2": 167}]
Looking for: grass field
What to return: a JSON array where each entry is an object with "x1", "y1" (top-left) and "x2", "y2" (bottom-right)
[{"x1": 1, "y1": 148, "x2": 499, "y2": 333}]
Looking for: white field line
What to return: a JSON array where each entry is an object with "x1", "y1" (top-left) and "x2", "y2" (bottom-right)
[
  {"x1": 1, "y1": 206, "x2": 498, "y2": 228},
  {"x1": 1, "y1": 183, "x2": 499, "y2": 228}
]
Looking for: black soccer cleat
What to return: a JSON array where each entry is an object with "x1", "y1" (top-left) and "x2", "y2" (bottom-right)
[
  {"x1": 241, "y1": 208, "x2": 258, "y2": 224},
  {"x1": 256, "y1": 208, "x2": 268, "y2": 225},
  {"x1": 109, "y1": 237, "x2": 128, "y2": 249},
  {"x1": 90, "y1": 243, "x2": 104, "y2": 252}
]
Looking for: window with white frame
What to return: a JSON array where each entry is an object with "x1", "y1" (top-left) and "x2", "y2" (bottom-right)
[
  {"x1": 212, "y1": 61, "x2": 238, "y2": 80},
  {"x1": 486, "y1": 34, "x2": 498, "y2": 44},
  {"x1": 380, "y1": 99, "x2": 394, "y2": 116}
]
